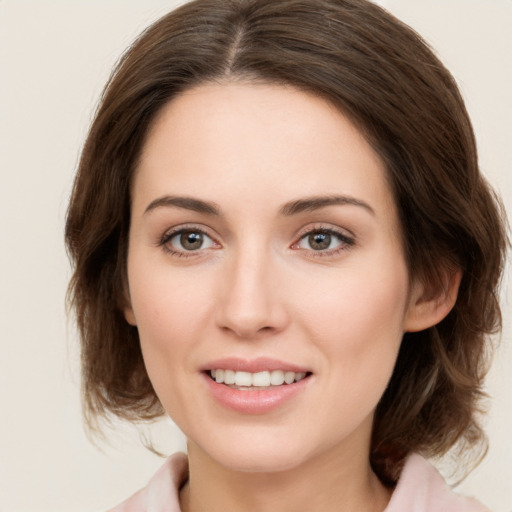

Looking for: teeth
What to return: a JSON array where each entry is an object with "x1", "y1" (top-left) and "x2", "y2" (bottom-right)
[
  {"x1": 235, "y1": 371, "x2": 252, "y2": 387},
  {"x1": 209, "y1": 369, "x2": 308, "y2": 387},
  {"x1": 224, "y1": 369, "x2": 236, "y2": 385},
  {"x1": 253, "y1": 371, "x2": 271, "y2": 387},
  {"x1": 284, "y1": 371, "x2": 295, "y2": 384},
  {"x1": 270, "y1": 370, "x2": 285, "y2": 385}
]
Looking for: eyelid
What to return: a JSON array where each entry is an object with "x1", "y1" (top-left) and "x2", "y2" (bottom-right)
[
  {"x1": 291, "y1": 223, "x2": 355, "y2": 255},
  {"x1": 157, "y1": 222, "x2": 354, "y2": 258},
  {"x1": 158, "y1": 223, "x2": 221, "y2": 256}
]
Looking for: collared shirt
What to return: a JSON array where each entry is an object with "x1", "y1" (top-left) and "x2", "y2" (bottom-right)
[{"x1": 108, "y1": 452, "x2": 489, "y2": 512}]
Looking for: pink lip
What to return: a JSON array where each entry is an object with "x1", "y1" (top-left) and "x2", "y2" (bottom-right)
[
  {"x1": 202, "y1": 373, "x2": 311, "y2": 414},
  {"x1": 200, "y1": 357, "x2": 313, "y2": 415},
  {"x1": 201, "y1": 357, "x2": 310, "y2": 373}
]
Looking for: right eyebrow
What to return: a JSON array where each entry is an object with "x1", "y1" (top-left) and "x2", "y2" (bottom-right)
[{"x1": 143, "y1": 195, "x2": 221, "y2": 216}]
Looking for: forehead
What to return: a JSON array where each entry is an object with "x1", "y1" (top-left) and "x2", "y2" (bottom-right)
[{"x1": 133, "y1": 82, "x2": 396, "y2": 220}]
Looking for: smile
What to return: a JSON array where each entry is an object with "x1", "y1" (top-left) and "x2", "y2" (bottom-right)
[
  {"x1": 203, "y1": 362, "x2": 312, "y2": 414},
  {"x1": 210, "y1": 369, "x2": 308, "y2": 388}
]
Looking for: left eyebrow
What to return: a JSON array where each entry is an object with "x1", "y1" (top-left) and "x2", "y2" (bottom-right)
[{"x1": 279, "y1": 195, "x2": 375, "y2": 216}]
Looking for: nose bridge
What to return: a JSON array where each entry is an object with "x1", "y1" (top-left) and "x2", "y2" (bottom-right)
[{"x1": 216, "y1": 238, "x2": 285, "y2": 338}]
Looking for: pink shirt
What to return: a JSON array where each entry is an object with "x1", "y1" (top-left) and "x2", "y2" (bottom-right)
[{"x1": 109, "y1": 452, "x2": 489, "y2": 511}]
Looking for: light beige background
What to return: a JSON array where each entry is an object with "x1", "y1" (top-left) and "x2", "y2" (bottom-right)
[{"x1": 0, "y1": 1, "x2": 510, "y2": 511}]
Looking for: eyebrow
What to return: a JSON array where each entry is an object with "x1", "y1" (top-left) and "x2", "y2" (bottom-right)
[
  {"x1": 279, "y1": 195, "x2": 375, "y2": 216},
  {"x1": 143, "y1": 194, "x2": 375, "y2": 217},
  {"x1": 144, "y1": 196, "x2": 221, "y2": 216}
]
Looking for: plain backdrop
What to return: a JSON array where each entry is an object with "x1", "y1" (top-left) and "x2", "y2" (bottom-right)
[{"x1": 0, "y1": 1, "x2": 510, "y2": 511}]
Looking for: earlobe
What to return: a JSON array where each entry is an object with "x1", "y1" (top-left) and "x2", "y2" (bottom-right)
[
  {"x1": 404, "y1": 269, "x2": 462, "y2": 333},
  {"x1": 120, "y1": 282, "x2": 137, "y2": 326},
  {"x1": 124, "y1": 305, "x2": 137, "y2": 326},
  {"x1": 120, "y1": 272, "x2": 137, "y2": 326}
]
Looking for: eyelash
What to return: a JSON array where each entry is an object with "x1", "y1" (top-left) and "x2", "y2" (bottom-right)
[
  {"x1": 158, "y1": 225, "x2": 220, "y2": 257},
  {"x1": 158, "y1": 224, "x2": 355, "y2": 258},
  {"x1": 292, "y1": 225, "x2": 355, "y2": 258}
]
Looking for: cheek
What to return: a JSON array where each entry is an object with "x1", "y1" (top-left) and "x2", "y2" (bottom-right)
[
  {"x1": 126, "y1": 259, "x2": 216, "y2": 394},
  {"x1": 294, "y1": 267, "x2": 409, "y2": 442},
  {"x1": 129, "y1": 253, "x2": 214, "y2": 334},
  {"x1": 296, "y1": 258, "x2": 409, "y2": 389},
  {"x1": 298, "y1": 260, "x2": 409, "y2": 340}
]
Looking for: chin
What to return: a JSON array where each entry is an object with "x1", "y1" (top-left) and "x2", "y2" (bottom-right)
[
  {"x1": 189, "y1": 428, "x2": 312, "y2": 474},
  {"x1": 213, "y1": 447, "x2": 308, "y2": 474}
]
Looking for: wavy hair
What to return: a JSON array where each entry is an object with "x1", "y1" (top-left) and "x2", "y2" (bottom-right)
[{"x1": 65, "y1": 0, "x2": 508, "y2": 484}]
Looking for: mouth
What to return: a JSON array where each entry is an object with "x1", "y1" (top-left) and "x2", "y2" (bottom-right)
[
  {"x1": 208, "y1": 369, "x2": 311, "y2": 390},
  {"x1": 201, "y1": 357, "x2": 313, "y2": 413}
]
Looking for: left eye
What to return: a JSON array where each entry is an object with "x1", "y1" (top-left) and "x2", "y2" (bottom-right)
[
  {"x1": 168, "y1": 230, "x2": 216, "y2": 252},
  {"x1": 296, "y1": 230, "x2": 350, "y2": 251}
]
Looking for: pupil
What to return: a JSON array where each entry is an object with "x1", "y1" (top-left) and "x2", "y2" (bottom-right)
[
  {"x1": 309, "y1": 232, "x2": 331, "y2": 250},
  {"x1": 181, "y1": 231, "x2": 203, "y2": 250}
]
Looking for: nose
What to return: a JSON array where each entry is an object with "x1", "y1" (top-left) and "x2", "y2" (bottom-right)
[{"x1": 215, "y1": 247, "x2": 288, "y2": 339}]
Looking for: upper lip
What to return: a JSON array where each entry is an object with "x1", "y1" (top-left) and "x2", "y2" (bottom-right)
[{"x1": 201, "y1": 357, "x2": 311, "y2": 374}]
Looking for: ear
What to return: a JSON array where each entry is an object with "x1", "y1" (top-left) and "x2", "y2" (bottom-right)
[
  {"x1": 120, "y1": 279, "x2": 137, "y2": 326},
  {"x1": 403, "y1": 269, "x2": 462, "y2": 333},
  {"x1": 124, "y1": 303, "x2": 137, "y2": 326}
]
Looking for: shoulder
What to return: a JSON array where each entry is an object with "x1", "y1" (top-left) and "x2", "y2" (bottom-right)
[
  {"x1": 385, "y1": 453, "x2": 490, "y2": 512},
  {"x1": 106, "y1": 452, "x2": 188, "y2": 512}
]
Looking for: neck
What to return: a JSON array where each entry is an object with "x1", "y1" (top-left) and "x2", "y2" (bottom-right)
[{"x1": 180, "y1": 438, "x2": 391, "y2": 512}]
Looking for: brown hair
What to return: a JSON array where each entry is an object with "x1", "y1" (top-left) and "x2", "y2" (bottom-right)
[{"x1": 65, "y1": 0, "x2": 508, "y2": 483}]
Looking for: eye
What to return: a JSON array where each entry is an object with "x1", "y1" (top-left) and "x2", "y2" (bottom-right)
[
  {"x1": 294, "y1": 228, "x2": 354, "y2": 253},
  {"x1": 162, "y1": 228, "x2": 218, "y2": 254}
]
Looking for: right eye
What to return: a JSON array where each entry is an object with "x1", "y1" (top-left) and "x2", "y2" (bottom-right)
[{"x1": 161, "y1": 228, "x2": 218, "y2": 255}]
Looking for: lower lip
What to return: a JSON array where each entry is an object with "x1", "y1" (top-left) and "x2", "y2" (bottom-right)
[{"x1": 202, "y1": 373, "x2": 311, "y2": 414}]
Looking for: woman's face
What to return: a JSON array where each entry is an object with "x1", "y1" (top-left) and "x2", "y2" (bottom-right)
[{"x1": 125, "y1": 82, "x2": 424, "y2": 472}]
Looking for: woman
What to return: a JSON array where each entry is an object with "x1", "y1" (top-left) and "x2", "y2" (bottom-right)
[{"x1": 65, "y1": 0, "x2": 508, "y2": 510}]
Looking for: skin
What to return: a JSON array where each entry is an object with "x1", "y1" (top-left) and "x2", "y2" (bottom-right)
[{"x1": 124, "y1": 82, "x2": 458, "y2": 512}]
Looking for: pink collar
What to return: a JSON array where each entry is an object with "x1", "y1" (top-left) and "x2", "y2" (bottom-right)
[{"x1": 109, "y1": 452, "x2": 489, "y2": 512}]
